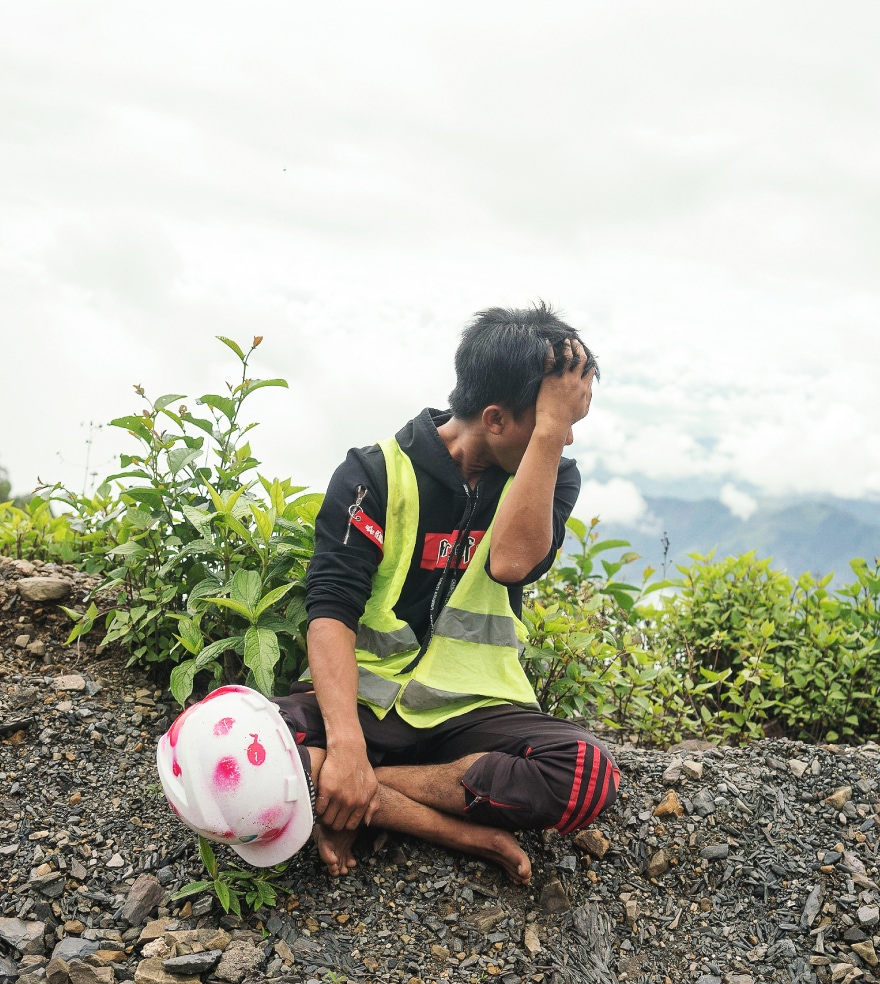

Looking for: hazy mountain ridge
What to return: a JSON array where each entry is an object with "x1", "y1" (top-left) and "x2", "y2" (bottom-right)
[{"x1": 594, "y1": 495, "x2": 880, "y2": 587}]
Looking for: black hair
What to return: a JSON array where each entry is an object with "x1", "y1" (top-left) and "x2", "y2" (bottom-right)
[{"x1": 447, "y1": 302, "x2": 599, "y2": 420}]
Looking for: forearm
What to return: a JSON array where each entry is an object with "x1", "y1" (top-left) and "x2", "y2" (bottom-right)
[
  {"x1": 306, "y1": 617, "x2": 379, "y2": 828},
  {"x1": 306, "y1": 617, "x2": 367, "y2": 751},
  {"x1": 489, "y1": 424, "x2": 568, "y2": 582}
]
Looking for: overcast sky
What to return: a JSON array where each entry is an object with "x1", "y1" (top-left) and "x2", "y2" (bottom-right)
[{"x1": 2, "y1": 1, "x2": 879, "y2": 526}]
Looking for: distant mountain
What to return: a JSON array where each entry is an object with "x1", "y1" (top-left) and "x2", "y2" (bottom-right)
[{"x1": 593, "y1": 496, "x2": 880, "y2": 587}]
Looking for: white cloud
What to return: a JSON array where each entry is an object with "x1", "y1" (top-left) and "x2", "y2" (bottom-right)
[
  {"x1": 720, "y1": 484, "x2": 758, "y2": 521},
  {"x1": 575, "y1": 479, "x2": 648, "y2": 527},
  {"x1": 1, "y1": 1, "x2": 879, "y2": 507}
]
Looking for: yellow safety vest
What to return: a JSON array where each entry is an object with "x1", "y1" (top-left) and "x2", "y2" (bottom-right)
[{"x1": 345, "y1": 438, "x2": 539, "y2": 727}]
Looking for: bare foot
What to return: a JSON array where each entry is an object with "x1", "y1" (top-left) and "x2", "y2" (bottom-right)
[
  {"x1": 471, "y1": 827, "x2": 532, "y2": 886},
  {"x1": 313, "y1": 823, "x2": 358, "y2": 877}
]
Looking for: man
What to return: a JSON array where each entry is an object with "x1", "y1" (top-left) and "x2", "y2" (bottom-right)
[{"x1": 273, "y1": 303, "x2": 619, "y2": 885}]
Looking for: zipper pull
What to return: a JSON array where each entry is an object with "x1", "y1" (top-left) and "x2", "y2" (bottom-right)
[{"x1": 342, "y1": 485, "x2": 368, "y2": 545}]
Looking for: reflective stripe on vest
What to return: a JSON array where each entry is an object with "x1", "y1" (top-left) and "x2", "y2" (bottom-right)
[{"x1": 355, "y1": 622, "x2": 419, "y2": 659}]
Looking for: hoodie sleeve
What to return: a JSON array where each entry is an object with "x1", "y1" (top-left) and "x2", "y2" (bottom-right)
[{"x1": 305, "y1": 445, "x2": 389, "y2": 633}]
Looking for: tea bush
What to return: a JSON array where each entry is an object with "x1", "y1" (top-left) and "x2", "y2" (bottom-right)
[
  {"x1": 524, "y1": 527, "x2": 880, "y2": 746},
  {"x1": 522, "y1": 517, "x2": 702, "y2": 747},
  {"x1": 53, "y1": 336, "x2": 321, "y2": 705}
]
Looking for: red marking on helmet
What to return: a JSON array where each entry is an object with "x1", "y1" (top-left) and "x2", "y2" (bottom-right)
[
  {"x1": 214, "y1": 717, "x2": 235, "y2": 736},
  {"x1": 167, "y1": 686, "x2": 249, "y2": 747},
  {"x1": 203, "y1": 685, "x2": 248, "y2": 702},
  {"x1": 219, "y1": 831, "x2": 234, "y2": 840},
  {"x1": 167, "y1": 703, "x2": 197, "y2": 747},
  {"x1": 256, "y1": 811, "x2": 290, "y2": 845},
  {"x1": 214, "y1": 756, "x2": 241, "y2": 791},
  {"x1": 172, "y1": 759, "x2": 181, "y2": 777},
  {"x1": 168, "y1": 802, "x2": 181, "y2": 817},
  {"x1": 247, "y1": 733, "x2": 266, "y2": 766},
  {"x1": 259, "y1": 806, "x2": 282, "y2": 827}
]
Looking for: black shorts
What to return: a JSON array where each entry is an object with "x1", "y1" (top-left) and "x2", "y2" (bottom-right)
[{"x1": 273, "y1": 689, "x2": 619, "y2": 833}]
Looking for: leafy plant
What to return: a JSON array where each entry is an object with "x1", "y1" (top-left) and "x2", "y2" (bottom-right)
[
  {"x1": 170, "y1": 836, "x2": 291, "y2": 917},
  {"x1": 58, "y1": 336, "x2": 321, "y2": 704},
  {"x1": 769, "y1": 559, "x2": 880, "y2": 742},
  {"x1": 526, "y1": 521, "x2": 880, "y2": 747},
  {"x1": 522, "y1": 517, "x2": 697, "y2": 746},
  {"x1": 0, "y1": 491, "x2": 116, "y2": 570}
]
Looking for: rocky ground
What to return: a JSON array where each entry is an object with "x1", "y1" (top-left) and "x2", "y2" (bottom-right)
[{"x1": 1, "y1": 556, "x2": 879, "y2": 984}]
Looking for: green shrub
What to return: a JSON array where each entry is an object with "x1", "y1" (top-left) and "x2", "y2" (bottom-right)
[
  {"x1": 769, "y1": 559, "x2": 880, "y2": 743},
  {"x1": 529, "y1": 529, "x2": 880, "y2": 746},
  {"x1": 59, "y1": 336, "x2": 321, "y2": 705},
  {"x1": 0, "y1": 491, "x2": 117, "y2": 569},
  {"x1": 524, "y1": 517, "x2": 701, "y2": 747},
  {"x1": 636, "y1": 550, "x2": 880, "y2": 744}
]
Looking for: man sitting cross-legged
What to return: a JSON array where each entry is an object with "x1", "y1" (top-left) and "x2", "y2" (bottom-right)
[{"x1": 277, "y1": 303, "x2": 620, "y2": 883}]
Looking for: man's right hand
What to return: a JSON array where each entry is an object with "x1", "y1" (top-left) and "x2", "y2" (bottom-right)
[{"x1": 314, "y1": 738, "x2": 381, "y2": 831}]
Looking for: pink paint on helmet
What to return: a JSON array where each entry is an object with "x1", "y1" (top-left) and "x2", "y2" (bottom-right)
[
  {"x1": 213, "y1": 756, "x2": 241, "y2": 791},
  {"x1": 247, "y1": 734, "x2": 266, "y2": 766},
  {"x1": 156, "y1": 685, "x2": 313, "y2": 867}
]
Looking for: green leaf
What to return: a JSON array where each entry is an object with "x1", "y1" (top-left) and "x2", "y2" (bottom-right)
[
  {"x1": 284, "y1": 593, "x2": 308, "y2": 630},
  {"x1": 199, "y1": 836, "x2": 218, "y2": 878},
  {"x1": 254, "y1": 615, "x2": 299, "y2": 636},
  {"x1": 109, "y1": 415, "x2": 153, "y2": 441},
  {"x1": 108, "y1": 541, "x2": 148, "y2": 558},
  {"x1": 285, "y1": 492, "x2": 324, "y2": 525},
  {"x1": 181, "y1": 504, "x2": 214, "y2": 535},
  {"x1": 231, "y1": 569, "x2": 262, "y2": 613},
  {"x1": 123, "y1": 507, "x2": 158, "y2": 531},
  {"x1": 566, "y1": 516, "x2": 588, "y2": 543},
  {"x1": 154, "y1": 393, "x2": 187, "y2": 411},
  {"x1": 186, "y1": 577, "x2": 225, "y2": 613},
  {"x1": 203, "y1": 596, "x2": 254, "y2": 620},
  {"x1": 103, "y1": 469, "x2": 153, "y2": 482},
  {"x1": 205, "y1": 482, "x2": 249, "y2": 518},
  {"x1": 169, "y1": 880, "x2": 213, "y2": 901},
  {"x1": 169, "y1": 636, "x2": 244, "y2": 704},
  {"x1": 157, "y1": 538, "x2": 218, "y2": 577},
  {"x1": 173, "y1": 616, "x2": 204, "y2": 655},
  {"x1": 214, "y1": 879, "x2": 232, "y2": 913},
  {"x1": 590, "y1": 539, "x2": 632, "y2": 555},
  {"x1": 122, "y1": 488, "x2": 165, "y2": 508},
  {"x1": 180, "y1": 413, "x2": 217, "y2": 437},
  {"x1": 167, "y1": 446, "x2": 202, "y2": 475},
  {"x1": 242, "y1": 377, "x2": 289, "y2": 397},
  {"x1": 244, "y1": 626, "x2": 280, "y2": 696},
  {"x1": 250, "y1": 504, "x2": 274, "y2": 544},
  {"x1": 217, "y1": 336, "x2": 246, "y2": 360},
  {"x1": 197, "y1": 393, "x2": 236, "y2": 422},
  {"x1": 221, "y1": 512, "x2": 257, "y2": 548},
  {"x1": 254, "y1": 582, "x2": 294, "y2": 619}
]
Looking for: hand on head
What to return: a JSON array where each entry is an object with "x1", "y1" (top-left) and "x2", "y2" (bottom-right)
[{"x1": 536, "y1": 338, "x2": 595, "y2": 433}]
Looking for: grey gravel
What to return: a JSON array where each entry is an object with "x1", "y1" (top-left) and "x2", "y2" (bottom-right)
[{"x1": 2, "y1": 557, "x2": 880, "y2": 984}]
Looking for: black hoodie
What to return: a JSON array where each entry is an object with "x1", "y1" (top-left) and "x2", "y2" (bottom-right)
[{"x1": 305, "y1": 408, "x2": 581, "y2": 645}]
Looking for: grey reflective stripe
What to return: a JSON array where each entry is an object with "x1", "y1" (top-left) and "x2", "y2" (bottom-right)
[
  {"x1": 433, "y1": 607, "x2": 518, "y2": 649},
  {"x1": 398, "y1": 680, "x2": 475, "y2": 710},
  {"x1": 399, "y1": 679, "x2": 540, "y2": 712},
  {"x1": 356, "y1": 622, "x2": 419, "y2": 658},
  {"x1": 357, "y1": 666, "x2": 401, "y2": 710}
]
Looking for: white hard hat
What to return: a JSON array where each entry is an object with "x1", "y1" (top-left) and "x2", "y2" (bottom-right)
[{"x1": 156, "y1": 685, "x2": 313, "y2": 867}]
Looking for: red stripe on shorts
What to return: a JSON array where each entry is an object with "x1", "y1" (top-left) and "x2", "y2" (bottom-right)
[
  {"x1": 560, "y1": 746, "x2": 602, "y2": 834},
  {"x1": 554, "y1": 741, "x2": 587, "y2": 832}
]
